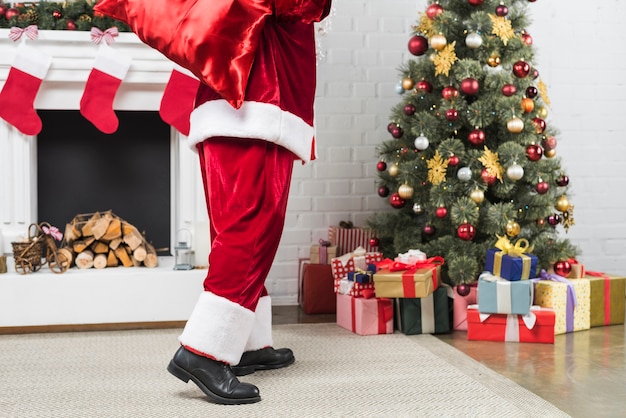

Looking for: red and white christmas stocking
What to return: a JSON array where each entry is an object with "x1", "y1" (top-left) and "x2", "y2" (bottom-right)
[
  {"x1": 159, "y1": 66, "x2": 200, "y2": 136},
  {"x1": 80, "y1": 43, "x2": 131, "y2": 134},
  {"x1": 0, "y1": 40, "x2": 52, "y2": 136}
]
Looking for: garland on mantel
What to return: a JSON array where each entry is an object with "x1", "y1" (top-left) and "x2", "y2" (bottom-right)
[{"x1": 0, "y1": 1, "x2": 129, "y2": 31}]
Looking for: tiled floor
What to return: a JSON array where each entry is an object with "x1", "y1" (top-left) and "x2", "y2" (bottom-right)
[{"x1": 273, "y1": 306, "x2": 626, "y2": 418}]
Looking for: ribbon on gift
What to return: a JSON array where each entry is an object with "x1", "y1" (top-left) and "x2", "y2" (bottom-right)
[
  {"x1": 394, "y1": 249, "x2": 427, "y2": 265},
  {"x1": 318, "y1": 239, "x2": 331, "y2": 264},
  {"x1": 90, "y1": 27, "x2": 119, "y2": 45},
  {"x1": 532, "y1": 270, "x2": 578, "y2": 333},
  {"x1": 586, "y1": 270, "x2": 611, "y2": 326},
  {"x1": 386, "y1": 256, "x2": 443, "y2": 298},
  {"x1": 492, "y1": 235, "x2": 535, "y2": 280},
  {"x1": 479, "y1": 272, "x2": 534, "y2": 314},
  {"x1": 474, "y1": 304, "x2": 540, "y2": 342},
  {"x1": 9, "y1": 25, "x2": 38, "y2": 42},
  {"x1": 420, "y1": 283, "x2": 453, "y2": 333}
]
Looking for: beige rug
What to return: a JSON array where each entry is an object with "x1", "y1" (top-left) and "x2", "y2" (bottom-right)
[{"x1": 0, "y1": 323, "x2": 569, "y2": 417}]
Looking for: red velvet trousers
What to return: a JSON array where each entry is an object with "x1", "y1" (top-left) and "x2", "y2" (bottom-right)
[{"x1": 197, "y1": 137, "x2": 294, "y2": 311}]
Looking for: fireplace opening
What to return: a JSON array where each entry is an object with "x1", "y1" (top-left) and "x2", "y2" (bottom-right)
[{"x1": 36, "y1": 110, "x2": 172, "y2": 255}]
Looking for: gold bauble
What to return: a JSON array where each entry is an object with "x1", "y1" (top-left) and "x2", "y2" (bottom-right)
[
  {"x1": 521, "y1": 98, "x2": 535, "y2": 113},
  {"x1": 505, "y1": 220, "x2": 521, "y2": 237},
  {"x1": 470, "y1": 188, "x2": 485, "y2": 203},
  {"x1": 507, "y1": 117, "x2": 524, "y2": 133},
  {"x1": 544, "y1": 148, "x2": 557, "y2": 158},
  {"x1": 537, "y1": 107, "x2": 549, "y2": 118},
  {"x1": 398, "y1": 183, "x2": 415, "y2": 199},
  {"x1": 487, "y1": 55, "x2": 501, "y2": 67},
  {"x1": 555, "y1": 196, "x2": 570, "y2": 212},
  {"x1": 388, "y1": 164, "x2": 399, "y2": 177},
  {"x1": 402, "y1": 77, "x2": 415, "y2": 90},
  {"x1": 430, "y1": 34, "x2": 447, "y2": 51}
]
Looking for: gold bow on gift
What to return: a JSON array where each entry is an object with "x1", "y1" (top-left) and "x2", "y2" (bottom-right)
[{"x1": 492, "y1": 235, "x2": 534, "y2": 280}]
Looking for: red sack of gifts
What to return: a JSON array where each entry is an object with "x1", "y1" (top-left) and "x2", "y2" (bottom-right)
[{"x1": 94, "y1": 0, "x2": 332, "y2": 109}]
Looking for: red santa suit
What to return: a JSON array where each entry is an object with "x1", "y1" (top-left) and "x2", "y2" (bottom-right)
[{"x1": 95, "y1": 0, "x2": 332, "y2": 366}]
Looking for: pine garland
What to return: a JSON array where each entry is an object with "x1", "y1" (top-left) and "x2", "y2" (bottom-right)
[{"x1": 0, "y1": 1, "x2": 130, "y2": 32}]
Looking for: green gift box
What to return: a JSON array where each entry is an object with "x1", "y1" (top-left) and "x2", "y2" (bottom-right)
[{"x1": 395, "y1": 285, "x2": 453, "y2": 335}]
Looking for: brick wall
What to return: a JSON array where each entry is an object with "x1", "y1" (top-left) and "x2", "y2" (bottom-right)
[{"x1": 269, "y1": 0, "x2": 626, "y2": 304}]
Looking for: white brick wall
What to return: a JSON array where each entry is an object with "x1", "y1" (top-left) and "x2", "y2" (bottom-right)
[{"x1": 269, "y1": 0, "x2": 626, "y2": 304}]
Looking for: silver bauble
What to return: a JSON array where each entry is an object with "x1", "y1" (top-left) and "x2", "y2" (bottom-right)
[
  {"x1": 465, "y1": 33, "x2": 483, "y2": 49},
  {"x1": 414, "y1": 135, "x2": 429, "y2": 151},
  {"x1": 457, "y1": 167, "x2": 472, "y2": 182},
  {"x1": 506, "y1": 164, "x2": 524, "y2": 181}
]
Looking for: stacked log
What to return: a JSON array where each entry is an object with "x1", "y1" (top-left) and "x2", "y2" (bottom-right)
[{"x1": 64, "y1": 211, "x2": 158, "y2": 269}]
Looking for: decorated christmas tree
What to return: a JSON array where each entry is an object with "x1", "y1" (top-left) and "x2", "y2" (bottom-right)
[{"x1": 367, "y1": 0, "x2": 578, "y2": 289}]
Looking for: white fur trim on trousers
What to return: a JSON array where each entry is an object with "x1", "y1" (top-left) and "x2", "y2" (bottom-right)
[{"x1": 243, "y1": 295, "x2": 273, "y2": 352}]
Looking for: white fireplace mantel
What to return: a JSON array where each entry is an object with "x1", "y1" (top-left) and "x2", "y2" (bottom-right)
[{"x1": 0, "y1": 30, "x2": 210, "y2": 328}]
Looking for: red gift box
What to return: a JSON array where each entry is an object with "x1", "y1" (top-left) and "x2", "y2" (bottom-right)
[
  {"x1": 467, "y1": 305, "x2": 556, "y2": 344},
  {"x1": 298, "y1": 261, "x2": 336, "y2": 314},
  {"x1": 331, "y1": 249, "x2": 382, "y2": 297},
  {"x1": 336, "y1": 293, "x2": 393, "y2": 335},
  {"x1": 453, "y1": 284, "x2": 478, "y2": 331}
]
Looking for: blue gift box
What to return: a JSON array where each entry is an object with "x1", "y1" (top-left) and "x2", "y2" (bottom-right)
[
  {"x1": 477, "y1": 272, "x2": 532, "y2": 315},
  {"x1": 347, "y1": 271, "x2": 372, "y2": 284},
  {"x1": 485, "y1": 248, "x2": 538, "y2": 281}
]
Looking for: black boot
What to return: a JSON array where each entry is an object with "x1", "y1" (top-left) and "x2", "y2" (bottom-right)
[
  {"x1": 231, "y1": 347, "x2": 295, "y2": 376},
  {"x1": 167, "y1": 346, "x2": 261, "y2": 404}
]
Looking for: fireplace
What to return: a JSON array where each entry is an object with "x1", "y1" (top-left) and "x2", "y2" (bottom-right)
[{"x1": 0, "y1": 29, "x2": 208, "y2": 328}]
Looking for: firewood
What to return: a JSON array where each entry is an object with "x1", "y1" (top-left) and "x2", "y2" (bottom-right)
[
  {"x1": 75, "y1": 250, "x2": 94, "y2": 269},
  {"x1": 109, "y1": 237, "x2": 123, "y2": 250},
  {"x1": 114, "y1": 246, "x2": 134, "y2": 267},
  {"x1": 143, "y1": 242, "x2": 158, "y2": 268},
  {"x1": 91, "y1": 240, "x2": 110, "y2": 254},
  {"x1": 93, "y1": 253, "x2": 107, "y2": 269},
  {"x1": 123, "y1": 225, "x2": 144, "y2": 251},
  {"x1": 106, "y1": 250, "x2": 119, "y2": 267},
  {"x1": 81, "y1": 212, "x2": 101, "y2": 237},
  {"x1": 72, "y1": 237, "x2": 95, "y2": 253},
  {"x1": 92, "y1": 212, "x2": 113, "y2": 240},
  {"x1": 133, "y1": 245, "x2": 147, "y2": 262},
  {"x1": 64, "y1": 223, "x2": 81, "y2": 244},
  {"x1": 57, "y1": 248, "x2": 74, "y2": 267},
  {"x1": 102, "y1": 218, "x2": 122, "y2": 241}
]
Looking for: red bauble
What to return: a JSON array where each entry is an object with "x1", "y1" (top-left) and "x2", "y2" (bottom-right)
[
  {"x1": 501, "y1": 84, "x2": 517, "y2": 97},
  {"x1": 376, "y1": 161, "x2": 387, "y2": 171},
  {"x1": 52, "y1": 10, "x2": 62, "y2": 19},
  {"x1": 554, "y1": 260, "x2": 572, "y2": 277},
  {"x1": 556, "y1": 175, "x2": 570, "y2": 187},
  {"x1": 442, "y1": 86, "x2": 459, "y2": 100},
  {"x1": 391, "y1": 126, "x2": 404, "y2": 139},
  {"x1": 66, "y1": 20, "x2": 77, "y2": 30},
  {"x1": 531, "y1": 69, "x2": 540, "y2": 79},
  {"x1": 408, "y1": 35, "x2": 429, "y2": 56},
  {"x1": 468, "y1": 129, "x2": 486, "y2": 146},
  {"x1": 457, "y1": 223, "x2": 476, "y2": 241},
  {"x1": 423, "y1": 225, "x2": 436, "y2": 235},
  {"x1": 526, "y1": 86, "x2": 538, "y2": 98},
  {"x1": 513, "y1": 61, "x2": 531, "y2": 78},
  {"x1": 416, "y1": 80, "x2": 433, "y2": 94},
  {"x1": 426, "y1": 3, "x2": 444, "y2": 19},
  {"x1": 456, "y1": 284, "x2": 471, "y2": 297},
  {"x1": 535, "y1": 181, "x2": 550, "y2": 194},
  {"x1": 547, "y1": 214, "x2": 561, "y2": 226},
  {"x1": 387, "y1": 122, "x2": 397, "y2": 133},
  {"x1": 468, "y1": 0, "x2": 484, "y2": 5},
  {"x1": 5, "y1": 7, "x2": 19, "y2": 20},
  {"x1": 533, "y1": 117, "x2": 546, "y2": 134},
  {"x1": 435, "y1": 207, "x2": 448, "y2": 218},
  {"x1": 445, "y1": 108, "x2": 459, "y2": 121},
  {"x1": 460, "y1": 78, "x2": 479, "y2": 95},
  {"x1": 495, "y1": 4, "x2": 509, "y2": 16},
  {"x1": 526, "y1": 144, "x2": 543, "y2": 161},
  {"x1": 481, "y1": 168, "x2": 497, "y2": 185},
  {"x1": 448, "y1": 155, "x2": 460, "y2": 166},
  {"x1": 0, "y1": 5, "x2": 7, "y2": 17},
  {"x1": 521, "y1": 32, "x2": 533, "y2": 45},
  {"x1": 390, "y1": 192, "x2": 406, "y2": 208},
  {"x1": 378, "y1": 186, "x2": 390, "y2": 197},
  {"x1": 369, "y1": 237, "x2": 380, "y2": 247},
  {"x1": 404, "y1": 103, "x2": 416, "y2": 116},
  {"x1": 542, "y1": 135, "x2": 557, "y2": 150}
]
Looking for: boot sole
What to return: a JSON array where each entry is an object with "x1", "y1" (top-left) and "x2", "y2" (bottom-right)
[
  {"x1": 167, "y1": 360, "x2": 261, "y2": 405},
  {"x1": 231, "y1": 356, "x2": 295, "y2": 376}
]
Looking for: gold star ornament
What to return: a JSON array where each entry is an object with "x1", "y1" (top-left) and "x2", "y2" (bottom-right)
[
  {"x1": 478, "y1": 147, "x2": 504, "y2": 182},
  {"x1": 489, "y1": 14, "x2": 515, "y2": 45},
  {"x1": 433, "y1": 42, "x2": 457, "y2": 76},
  {"x1": 427, "y1": 150, "x2": 449, "y2": 185}
]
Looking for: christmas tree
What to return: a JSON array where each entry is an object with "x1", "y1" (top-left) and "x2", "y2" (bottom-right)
[{"x1": 367, "y1": 0, "x2": 578, "y2": 288}]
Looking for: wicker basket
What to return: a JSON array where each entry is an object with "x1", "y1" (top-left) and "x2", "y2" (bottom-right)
[{"x1": 11, "y1": 223, "x2": 45, "y2": 274}]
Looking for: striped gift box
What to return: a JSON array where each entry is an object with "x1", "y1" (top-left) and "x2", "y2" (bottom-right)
[{"x1": 328, "y1": 225, "x2": 378, "y2": 256}]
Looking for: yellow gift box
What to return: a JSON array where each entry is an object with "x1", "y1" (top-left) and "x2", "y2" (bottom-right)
[
  {"x1": 583, "y1": 272, "x2": 625, "y2": 327},
  {"x1": 373, "y1": 265, "x2": 440, "y2": 299},
  {"x1": 533, "y1": 276, "x2": 590, "y2": 335}
]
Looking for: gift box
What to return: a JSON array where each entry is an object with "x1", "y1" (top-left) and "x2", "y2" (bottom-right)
[
  {"x1": 328, "y1": 224, "x2": 377, "y2": 256},
  {"x1": 310, "y1": 241, "x2": 337, "y2": 264},
  {"x1": 336, "y1": 278, "x2": 376, "y2": 298},
  {"x1": 583, "y1": 272, "x2": 625, "y2": 327},
  {"x1": 452, "y1": 284, "x2": 477, "y2": 331},
  {"x1": 477, "y1": 272, "x2": 533, "y2": 315},
  {"x1": 566, "y1": 259, "x2": 585, "y2": 279},
  {"x1": 372, "y1": 257, "x2": 442, "y2": 299},
  {"x1": 467, "y1": 305, "x2": 555, "y2": 344},
  {"x1": 395, "y1": 285, "x2": 453, "y2": 335},
  {"x1": 298, "y1": 262, "x2": 336, "y2": 314},
  {"x1": 485, "y1": 248, "x2": 538, "y2": 281},
  {"x1": 331, "y1": 248, "x2": 382, "y2": 297},
  {"x1": 532, "y1": 272, "x2": 590, "y2": 335},
  {"x1": 336, "y1": 293, "x2": 394, "y2": 335}
]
